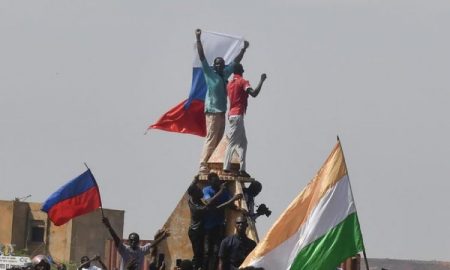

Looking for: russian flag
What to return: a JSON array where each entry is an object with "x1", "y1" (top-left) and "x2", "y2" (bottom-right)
[
  {"x1": 148, "y1": 31, "x2": 244, "y2": 137},
  {"x1": 41, "y1": 169, "x2": 102, "y2": 226}
]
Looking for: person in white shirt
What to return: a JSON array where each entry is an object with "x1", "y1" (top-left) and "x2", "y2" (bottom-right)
[
  {"x1": 78, "y1": 255, "x2": 107, "y2": 270},
  {"x1": 103, "y1": 217, "x2": 169, "y2": 270}
]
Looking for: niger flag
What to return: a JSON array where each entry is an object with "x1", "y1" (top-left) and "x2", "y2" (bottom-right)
[{"x1": 241, "y1": 140, "x2": 365, "y2": 270}]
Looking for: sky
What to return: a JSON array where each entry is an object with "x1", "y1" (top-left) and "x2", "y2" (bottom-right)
[{"x1": 1, "y1": 0, "x2": 450, "y2": 262}]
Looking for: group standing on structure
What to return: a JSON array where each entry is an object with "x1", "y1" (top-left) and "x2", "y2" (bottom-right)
[
  {"x1": 187, "y1": 29, "x2": 268, "y2": 270},
  {"x1": 27, "y1": 28, "x2": 269, "y2": 270},
  {"x1": 196, "y1": 29, "x2": 267, "y2": 178}
]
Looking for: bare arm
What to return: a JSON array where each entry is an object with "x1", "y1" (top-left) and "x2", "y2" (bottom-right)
[
  {"x1": 102, "y1": 217, "x2": 121, "y2": 248},
  {"x1": 149, "y1": 229, "x2": 170, "y2": 248},
  {"x1": 218, "y1": 258, "x2": 224, "y2": 270},
  {"x1": 195, "y1": 29, "x2": 206, "y2": 61},
  {"x1": 247, "y1": 73, "x2": 267, "y2": 98},
  {"x1": 233, "y1": 40, "x2": 250, "y2": 64},
  {"x1": 216, "y1": 193, "x2": 243, "y2": 210}
]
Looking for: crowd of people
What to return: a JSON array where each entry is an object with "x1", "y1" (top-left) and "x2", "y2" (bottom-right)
[
  {"x1": 24, "y1": 172, "x2": 265, "y2": 270},
  {"x1": 21, "y1": 28, "x2": 270, "y2": 270},
  {"x1": 187, "y1": 173, "x2": 265, "y2": 270}
]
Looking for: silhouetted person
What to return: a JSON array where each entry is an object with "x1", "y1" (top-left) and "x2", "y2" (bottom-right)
[
  {"x1": 195, "y1": 28, "x2": 249, "y2": 174},
  {"x1": 103, "y1": 217, "x2": 168, "y2": 270},
  {"x1": 243, "y1": 181, "x2": 262, "y2": 221},
  {"x1": 223, "y1": 64, "x2": 267, "y2": 178},
  {"x1": 218, "y1": 216, "x2": 256, "y2": 270}
]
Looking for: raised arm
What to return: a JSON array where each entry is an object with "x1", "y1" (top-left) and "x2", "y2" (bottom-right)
[
  {"x1": 195, "y1": 29, "x2": 206, "y2": 61},
  {"x1": 150, "y1": 229, "x2": 170, "y2": 248},
  {"x1": 247, "y1": 73, "x2": 267, "y2": 98},
  {"x1": 102, "y1": 217, "x2": 121, "y2": 248},
  {"x1": 233, "y1": 40, "x2": 250, "y2": 64}
]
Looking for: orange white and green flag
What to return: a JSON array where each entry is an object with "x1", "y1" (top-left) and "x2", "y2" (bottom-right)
[{"x1": 241, "y1": 141, "x2": 365, "y2": 270}]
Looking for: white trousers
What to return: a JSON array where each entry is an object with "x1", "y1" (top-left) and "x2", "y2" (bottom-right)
[{"x1": 223, "y1": 115, "x2": 247, "y2": 171}]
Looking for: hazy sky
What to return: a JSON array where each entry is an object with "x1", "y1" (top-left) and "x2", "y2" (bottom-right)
[{"x1": 1, "y1": 0, "x2": 449, "y2": 262}]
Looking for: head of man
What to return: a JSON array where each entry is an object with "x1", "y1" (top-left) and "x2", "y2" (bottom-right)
[
  {"x1": 80, "y1": 256, "x2": 90, "y2": 268},
  {"x1": 235, "y1": 216, "x2": 248, "y2": 237},
  {"x1": 32, "y1": 255, "x2": 50, "y2": 270},
  {"x1": 213, "y1": 57, "x2": 225, "y2": 75},
  {"x1": 233, "y1": 63, "x2": 244, "y2": 75},
  {"x1": 128, "y1": 232, "x2": 140, "y2": 249},
  {"x1": 188, "y1": 184, "x2": 203, "y2": 201},
  {"x1": 247, "y1": 181, "x2": 262, "y2": 197},
  {"x1": 207, "y1": 172, "x2": 221, "y2": 191}
]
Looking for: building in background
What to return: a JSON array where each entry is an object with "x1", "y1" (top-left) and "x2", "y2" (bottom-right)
[{"x1": 0, "y1": 200, "x2": 124, "y2": 264}]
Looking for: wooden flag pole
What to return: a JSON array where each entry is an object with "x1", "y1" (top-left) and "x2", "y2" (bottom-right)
[
  {"x1": 84, "y1": 162, "x2": 105, "y2": 218},
  {"x1": 336, "y1": 136, "x2": 370, "y2": 270}
]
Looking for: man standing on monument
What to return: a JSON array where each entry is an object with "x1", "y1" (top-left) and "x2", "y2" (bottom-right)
[
  {"x1": 223, "y1": 64, "x2": 267, "y2": 177},
  {"x1": 195, "y1": 29, "x2": 249, "y2": 174},
  {"x1": 218, "y1": 216, "x2": 257, "y2": 270}
]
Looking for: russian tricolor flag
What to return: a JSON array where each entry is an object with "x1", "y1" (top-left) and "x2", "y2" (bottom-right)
[
  {"x1": 149, "y1": 31, "x2": 244, "y2": 137},
  {"x1": 41, "y1": 169, "x2": 102, "y2": 226}
]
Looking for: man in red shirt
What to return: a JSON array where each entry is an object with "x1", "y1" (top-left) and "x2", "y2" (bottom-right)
[{"x1": 223, "y1": 63, "x2": 267, "y2": 177}]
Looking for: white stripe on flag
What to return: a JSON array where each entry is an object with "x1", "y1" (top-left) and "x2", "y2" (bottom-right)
[
  {"x1": 250, "y1": 175, "x2": 356, "y2": 270},
  {"x1": 192, "y1": 31, "x2": 243, "y2": 67}
]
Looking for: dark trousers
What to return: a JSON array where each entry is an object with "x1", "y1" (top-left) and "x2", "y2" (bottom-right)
[
  {"x1": 203, "y1": 225, "x2": 225, "y2": 270},
  {"x1": 188, "y1": 227, "x2": 204, "y2": 270}
]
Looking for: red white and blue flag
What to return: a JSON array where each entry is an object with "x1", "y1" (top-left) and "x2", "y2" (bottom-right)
[
  {"x1": 41, "y1": 169, "x2": 102, "y2": 226},
  {"x1": 148, "y1": 31, "x2": 244, "y2": 137}
]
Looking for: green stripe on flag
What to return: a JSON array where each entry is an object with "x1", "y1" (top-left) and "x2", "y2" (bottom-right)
[{"x1": 290, "y1": 212, "x2": 364, "y2": 270}]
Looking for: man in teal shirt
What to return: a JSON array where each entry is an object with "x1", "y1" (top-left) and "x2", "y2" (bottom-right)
[{"x1": 195, "y1": 29, "x2": 249, "y2": 173}]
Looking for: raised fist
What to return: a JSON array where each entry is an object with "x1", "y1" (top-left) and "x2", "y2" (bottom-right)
[
  {"x1": 195, "y1": 29, "x2": 201, "y2": 39},
  {"x1": 243, "y1": 40, "x2": 250, "y2": 49}
]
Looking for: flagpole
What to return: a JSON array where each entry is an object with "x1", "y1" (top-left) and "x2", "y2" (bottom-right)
[
  {"x1": 336, "y1": 136, "x2": 370, "y2": 270},
  {"x1": 84, "y1": 162, "x2": 105, "y2": 218}
]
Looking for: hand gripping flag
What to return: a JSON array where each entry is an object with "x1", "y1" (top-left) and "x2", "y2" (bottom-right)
[
  {"x1": 148, "y1": 31, "x2": 244, "y2": 137},
  {"x1": 241, "y1": 140, "x2": 366, "y2": 270},
  {"x1": 41, "y1": 169, "x2": 102, "y2": 226}
]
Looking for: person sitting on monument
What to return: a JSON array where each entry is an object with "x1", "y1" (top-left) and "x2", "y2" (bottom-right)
[
  {"x1": 202, "y1": 173, "x2": 245, "y2": 270},
  {"x1": 195, "y1": 28, "x2": 249, "y2": 174},
  {"x1": 218, "y1": 216, "x2": 256, "y2": 270},
  {"x1": 102, "y1": 217, "x2": 169, "y2": 270},
  {"x1": 222, "y1": 64, "x2": 267, "y2": 178},
  {"x1": 78, "y1": 255, "x2": 108, "y2": 270}
]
